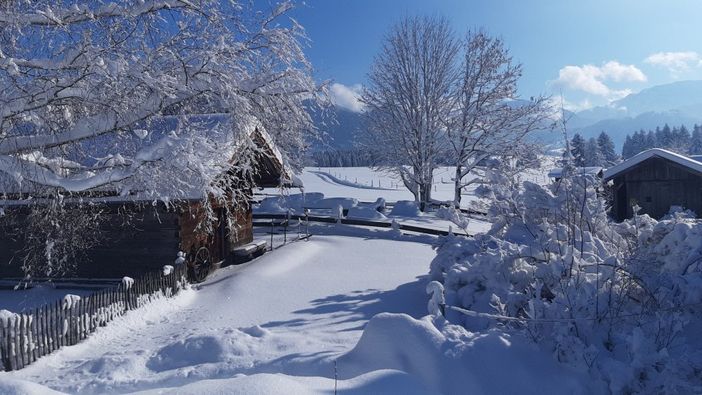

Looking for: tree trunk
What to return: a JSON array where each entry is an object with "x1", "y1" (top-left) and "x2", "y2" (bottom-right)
[
  {"x1": 453, "y1": 166, "x2": 462, "y2": 208},
  {"x1": 400, "y1": 172, "x2": 420, "y2": 203},
  {"x1": 420, "y1": 181, "x2": 433, "y2": 212}
]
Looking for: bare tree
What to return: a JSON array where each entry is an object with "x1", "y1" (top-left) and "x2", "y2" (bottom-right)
[
  {"x1": 447, "y1": 30, "x2": 548, "y2": 207},
  {"x1": 0, "y1": 0, "x2": 325, "y2": 275},
  {"x1": 361, "y1": 16, "x2": 458, "y2": 210}
]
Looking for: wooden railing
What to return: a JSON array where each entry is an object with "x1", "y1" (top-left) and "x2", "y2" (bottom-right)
[
  {"x1": 0, "y1": 264, "x2": 188, "y2": 371},
  {"x1": 252, "y1": 212, "x2": 472, "y2": 237}
]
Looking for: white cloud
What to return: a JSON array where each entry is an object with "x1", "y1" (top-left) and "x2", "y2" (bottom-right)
[
  {"x1": 600, "y1": 61, "x2": 647, "y2": 83},
  {"x1": 553, "y1": 61, "x2": 646, "y2": 102},
  {"x1": 556, "y1": 65, "x2": 610, "y2": 96},
  {"x1": 329, "y1": 83, "x2": 365, "y2": 113},
  {"x1": 644, "y1": 51, "x2": 702, "y2": 75}
]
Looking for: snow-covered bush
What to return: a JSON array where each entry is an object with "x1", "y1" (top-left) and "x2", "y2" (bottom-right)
[
  {"x1": 429, "y1": 164, "x2": 702, "y2": 392},
  {"x1": 435, "y1": 205, "x2": 470, "y2": 231}
]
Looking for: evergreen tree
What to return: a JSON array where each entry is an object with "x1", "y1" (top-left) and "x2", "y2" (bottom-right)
[
  {"x1": 622, "y1": 134, "x2": 633, "y2": 159},
  {"x1": 669, "y1": 125, "x2": 691, "y2": 154},
  {"x1": 690, "y1": 125, "x2": 702, "y2": 155},
  {"x1": 630, "y1": 130, "x2": 647, "y2": 156},
  {"x1": 645, "y1": 130, "x2": 657, "y2": 150},
  {"x1": 584, "y1": 137, "x2": 604, "y2": 166},
  {"x1": 596, "y1": 131, "x2": 618, "y2": 165},
  {"x1": 569, "y1": 133, "x2": 586, "y2": 167},
  {"x1": 659, "y1": 124, "x2": 673, "y2": 147}
]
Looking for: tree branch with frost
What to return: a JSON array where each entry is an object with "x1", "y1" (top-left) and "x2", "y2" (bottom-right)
[
  {"x1": 0, "y1": 0, "x2": 325, "y2": 277},
  {"x1": 445, "y1": 30, "x2": 549, "y2": 207},
  {"x1": 361, "y1": 16, "x2": 457, "y2": 209},
  {"x1": 0, "y1": 1, "x2": 193, "y2": 26}
]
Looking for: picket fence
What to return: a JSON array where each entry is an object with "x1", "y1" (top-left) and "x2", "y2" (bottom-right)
[{"x1": 0, "y1": 264, "x2": 188, "y2": 371}]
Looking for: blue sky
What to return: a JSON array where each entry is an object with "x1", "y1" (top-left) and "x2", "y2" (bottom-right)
[{"x1": 276, "y1": 0, "x2": 702, "y2": 112}]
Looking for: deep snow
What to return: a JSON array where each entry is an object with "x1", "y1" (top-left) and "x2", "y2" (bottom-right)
[
  {"x1": 0, "y1": 235, "x2": 436, "y2": 394},
  {"x1": 0, "y1": 232, "x2": 588, "y2": 394}
]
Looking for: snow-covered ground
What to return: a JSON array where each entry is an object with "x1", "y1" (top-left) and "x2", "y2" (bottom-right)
[
  {"x1": 290, "y1": 164, "x2": 554, "y2": 206},
  {"x1": 257, "y1": 163, "x2": 555, "y2": 236},
  {"x1": 1, "y1": 159, "x2": 592, "y2": 394},
  {"x1": 0, "y1": 231, "x2": 588, "y2": 394},
  {"x1": 1, "y1": 235, "x2": 434, "y2": 393}
]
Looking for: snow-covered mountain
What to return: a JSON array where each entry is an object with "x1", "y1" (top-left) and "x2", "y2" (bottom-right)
[
  {"x1": 310, "y1": 106, "x2": 363, "y2": 151},
  {"x1": 569, "y1": 80, "x2": 702, "y2": 149},
  {"x1": 312, "y1": 80, "x2": 702, "y2": 153}
]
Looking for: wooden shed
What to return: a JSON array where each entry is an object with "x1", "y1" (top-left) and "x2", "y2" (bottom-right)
[
  {"x1": 0, "y1": 121, "x2": 294, "y2": 281},
  {"x1": 604, "y1": 148, "x2": 702, "y2": 221}
]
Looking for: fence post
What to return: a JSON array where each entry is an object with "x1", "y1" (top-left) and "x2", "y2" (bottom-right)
[
  {"x1": 0, "y1": 316, "x2": 9, "y2": 371},
  {"x1": 270, "y1": 220, "x2": 274, "y2": 250}
]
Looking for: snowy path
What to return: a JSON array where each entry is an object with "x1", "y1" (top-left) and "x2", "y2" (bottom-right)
[{"x1": 2, "y1": 235, "x2": 435, "y2": 394}]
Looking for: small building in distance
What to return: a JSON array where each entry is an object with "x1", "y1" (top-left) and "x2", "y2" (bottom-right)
[{"x1": 604, "y1": 148, "x2": 702, "y2": 221}]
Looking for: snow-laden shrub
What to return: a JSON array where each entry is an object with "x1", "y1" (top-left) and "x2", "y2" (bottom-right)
[
  {"x1": 435, "y1": 205, "x2": 470, "y2": 231},
  {"x1": 429, "y1": 165, "x2": 702, "y2": 393}
]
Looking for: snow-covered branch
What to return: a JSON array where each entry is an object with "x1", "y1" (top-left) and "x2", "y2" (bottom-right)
[
  {"x1": 0, "y1": 1, "x2": 192, "y2": 26},
  {"x1": 0, "y1": 0, "x2": 325, "y2": 276}
]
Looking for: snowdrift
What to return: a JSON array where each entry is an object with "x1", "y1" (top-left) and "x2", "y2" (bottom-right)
[
  {"x1": 0, "y1": 378, "x2": 66, "y2": 395},
  {"x1": 338, "y1": 313, "x2": 590, "y2": 395}
]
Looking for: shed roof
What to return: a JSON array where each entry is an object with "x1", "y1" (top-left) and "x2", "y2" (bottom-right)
[
  {"x1": 603, "y1": 148, "x2": 702, "y2": 181},
  {"x1": 0, "y1": 114, "x2": 296, "y2": 200}
]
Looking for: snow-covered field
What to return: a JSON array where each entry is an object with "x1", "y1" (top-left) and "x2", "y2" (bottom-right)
[
  {"x1": 1, "y1": 232, "x2": 589, "y2": 394},
  {"x1": 286, "y1": 165, "x2": 552, "y2": 206},
  {"x1": 257, "y1": 163, "x2": 556, "y2": 236}
]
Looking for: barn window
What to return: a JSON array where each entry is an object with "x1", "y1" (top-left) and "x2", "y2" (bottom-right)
[{"x1": 645, "y1": 196, "x2": 652, "y2": 203}]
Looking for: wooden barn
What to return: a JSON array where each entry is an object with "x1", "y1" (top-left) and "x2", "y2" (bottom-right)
[
  {"x1": 0, "y1": 119, "x2": 295, "y2": 281},
  {"x1": 604, "y1": 148, "x2": 702, "y2": 221}
]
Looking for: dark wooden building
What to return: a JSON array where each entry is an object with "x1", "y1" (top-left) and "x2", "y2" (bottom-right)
[
  {"x1": 0, "y1": 123, "x2": 293, "y2": 280},
  {"x1": 604, "y1": 148, "x2": 702, "y2": 221}
]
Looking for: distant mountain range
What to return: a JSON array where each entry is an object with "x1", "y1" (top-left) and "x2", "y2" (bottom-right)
[
  {"x1": 310, "y1": 106, "x2": 362, "y2": 151},
  {"x1": 564, "y1": 80, "x2": 702, "y2": 150},
  {"x1": 312, "y1": 80, "x2": 702, "y2": 154}
]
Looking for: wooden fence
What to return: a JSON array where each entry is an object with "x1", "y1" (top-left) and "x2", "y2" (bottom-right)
[
  {"x1": 0, "y1": 263, "x2": 188, "y2": 372},
  {"x1": 252, "y1": 213, "x2": 473, "y2": 237}
]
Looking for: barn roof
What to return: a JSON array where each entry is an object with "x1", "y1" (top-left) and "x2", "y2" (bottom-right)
[
  {"x1": 603, "y1": 148, "x2": 702, "y2": 181},
  {"x1": 0, "y1": 114, "x2": 298, "y2": 200}
]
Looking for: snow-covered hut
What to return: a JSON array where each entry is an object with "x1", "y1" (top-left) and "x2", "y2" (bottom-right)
[
  {"x1": 0, "y1": 116, "x2": 295, "y2": 280},
  {"x1": 604, "y1": 148, "x2": 702, "y2": 220}
]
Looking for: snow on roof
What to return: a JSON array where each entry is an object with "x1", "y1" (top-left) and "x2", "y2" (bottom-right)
[
  {"x1": 548, "y1": 166, "x2": 602, "y2": 179},
  {"x1": 603, "y1": 148, "x2": 702, "y2": 180},
  {"x1": 0, "y1": 113, "x2": 293, "y2": 197}
]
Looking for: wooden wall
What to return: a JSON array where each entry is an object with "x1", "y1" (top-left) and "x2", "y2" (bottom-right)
[
  {"x1": 612, "y1": 157, "x2": 702, "y2": 220},
  {"x1": 0, "y1": 198, "x2": 256, "y2": 279},
  {"x1": 0, "y1": 205, "x2": 180, "y2": 279},
  {"x1": 229, "y1": 206, "x2": 253, "y2": 247},
  {"x1": 80, "y1": 208, "x2": 180, "y2": 278}
]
